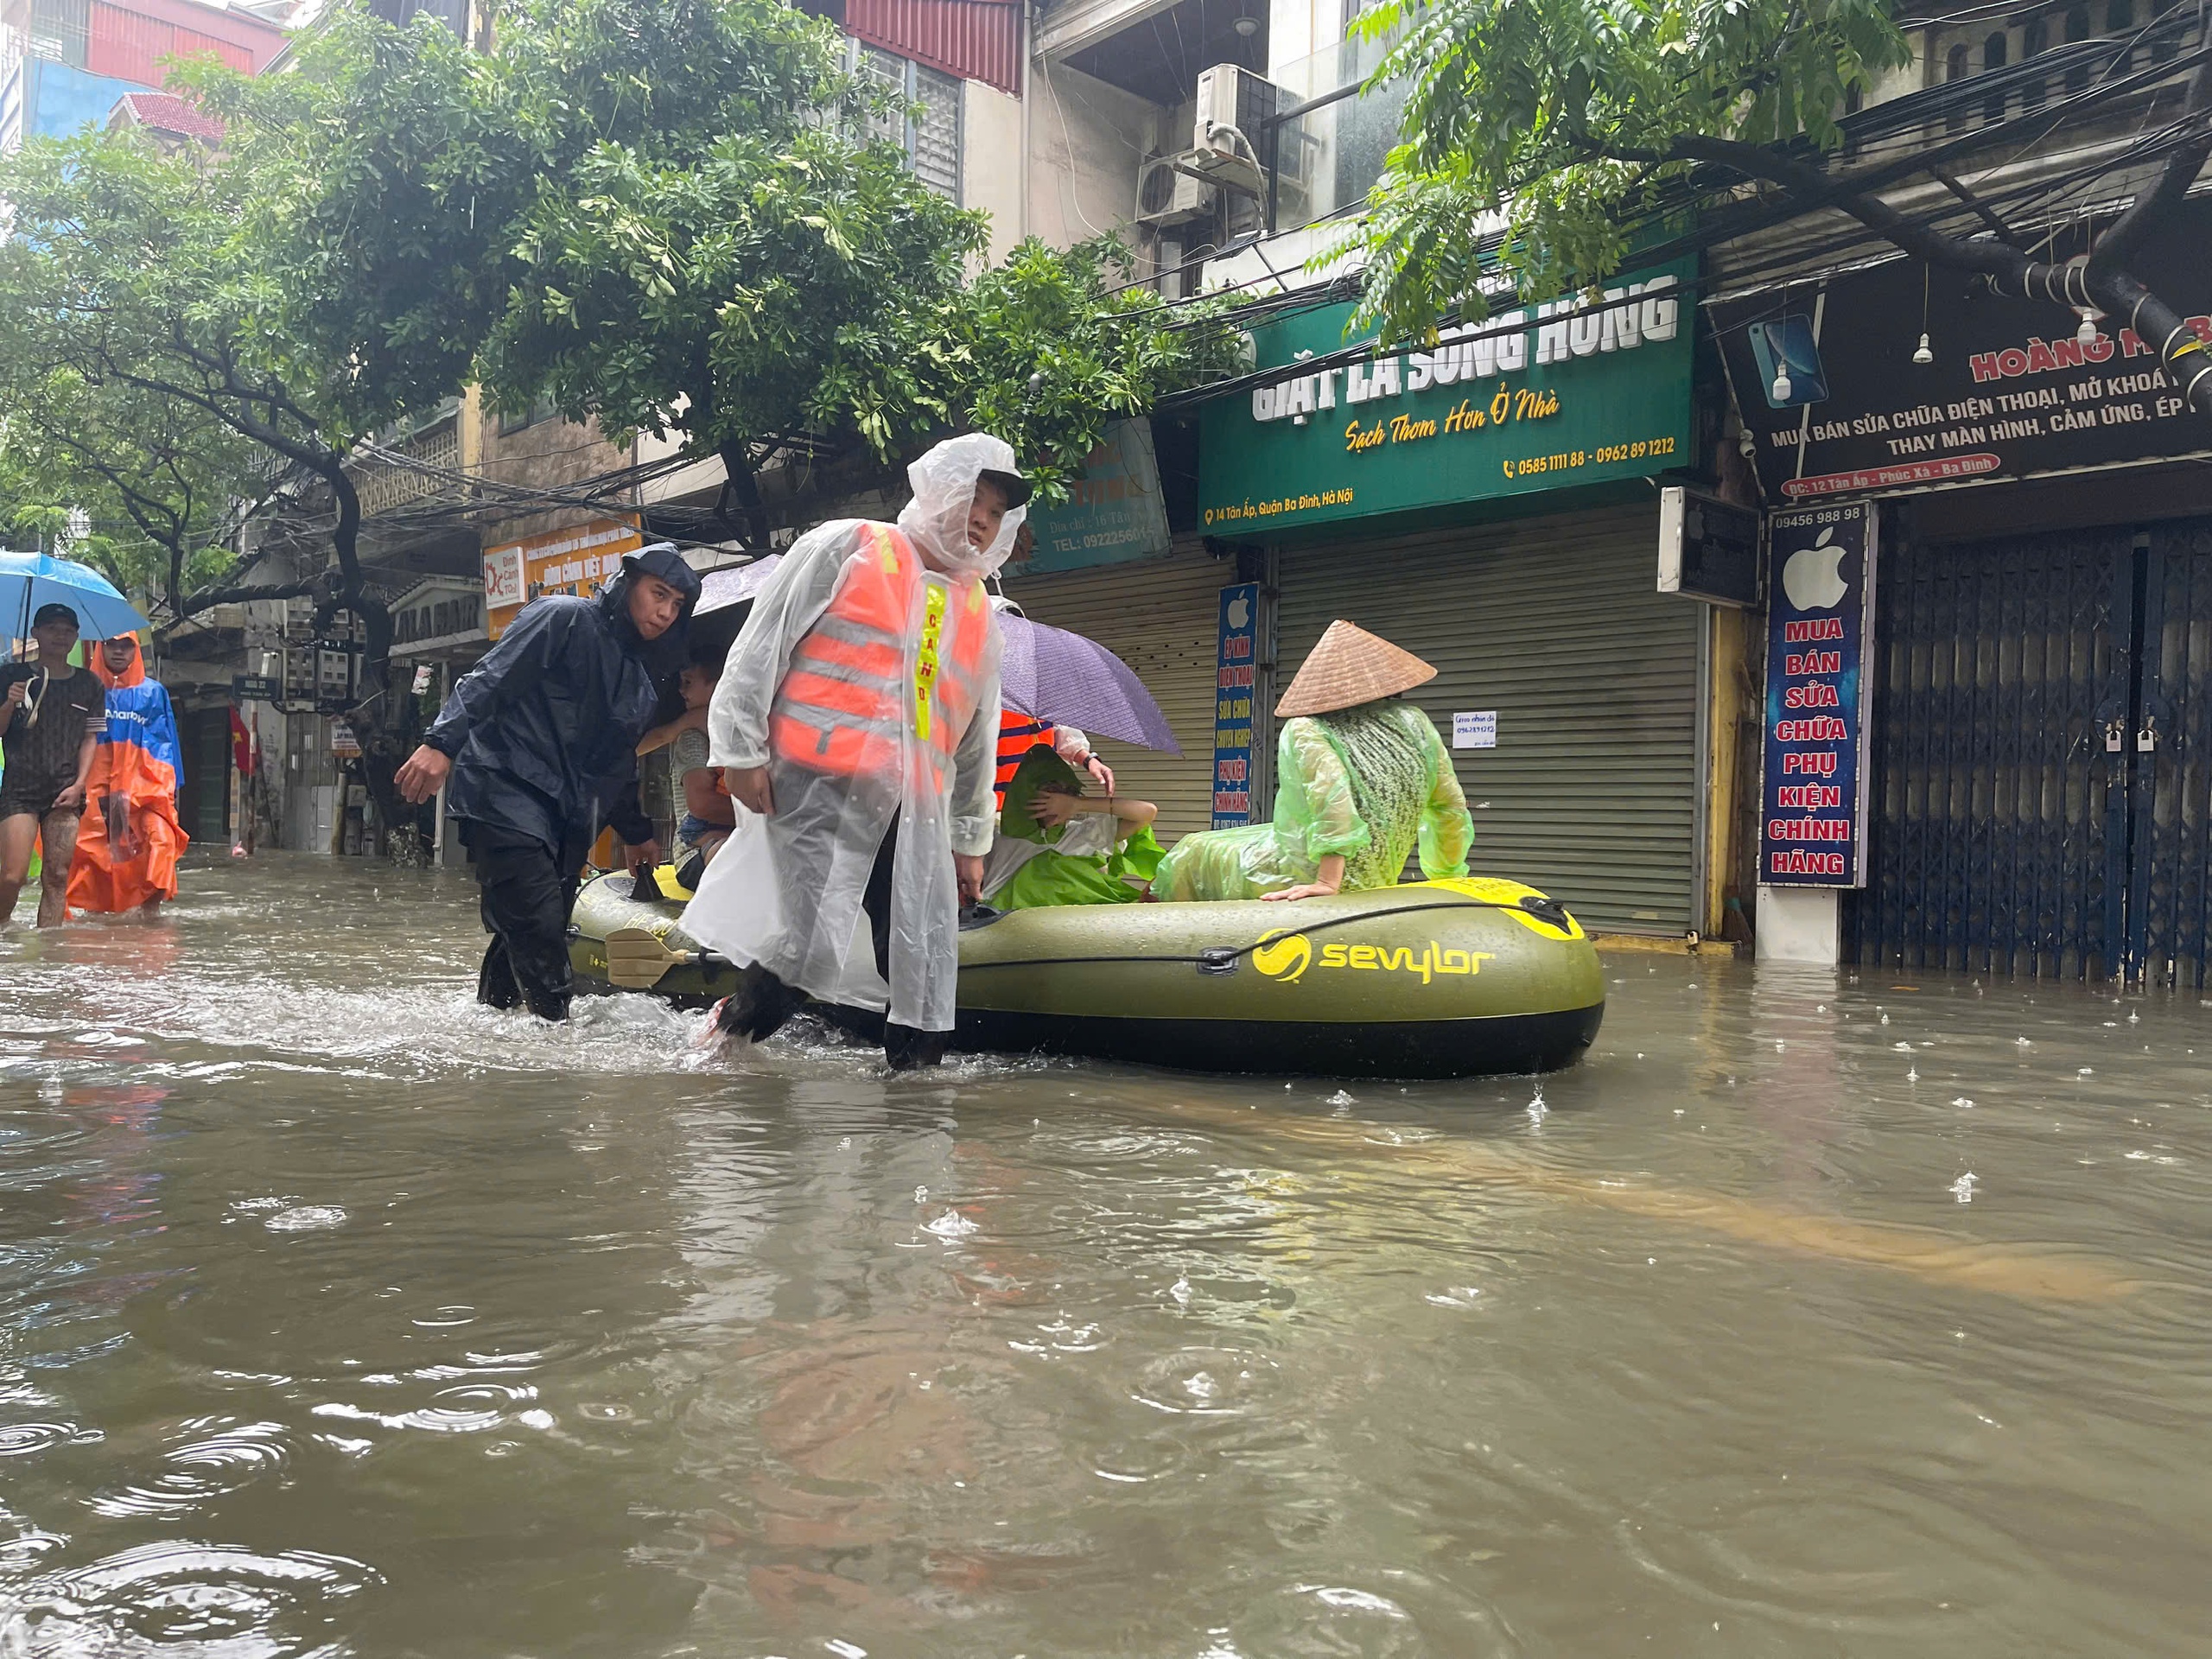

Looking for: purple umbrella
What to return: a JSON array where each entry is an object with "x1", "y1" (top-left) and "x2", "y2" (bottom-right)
[{"x1": 996, "y1": 613, "x2": 1183, "y2": 755}]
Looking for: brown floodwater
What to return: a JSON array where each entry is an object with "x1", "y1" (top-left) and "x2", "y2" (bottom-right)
[{"x1": 2, "y1": 854, "x2": 2208, "y2": 1656}]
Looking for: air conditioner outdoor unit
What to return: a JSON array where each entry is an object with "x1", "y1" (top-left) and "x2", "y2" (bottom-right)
[
  {"x1": 1190, "y1": 63, "x2": 1274, "y2": 197},
  {"x1": 1136, "y1": 153, "x2": 1210, "y2": 226}
]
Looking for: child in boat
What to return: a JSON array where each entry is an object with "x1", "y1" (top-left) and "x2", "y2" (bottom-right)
[
  {"x1": 636, "y1": 649, "x2": 734, "y2": 884},
  {"x1": 980, "y1": 733, "x2": 1160, "y2": 910}
]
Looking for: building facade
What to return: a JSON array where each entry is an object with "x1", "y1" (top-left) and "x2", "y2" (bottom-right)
[
  {"x1": 1699, "y1": 2, "x2": 2212, "y2": 981},
  {"x1": 1, "y1": 0, "x2": 283, "y2": 149}
]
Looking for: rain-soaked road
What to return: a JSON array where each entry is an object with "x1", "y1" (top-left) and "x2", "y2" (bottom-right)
[{"x1": 2, "y1": 853, "x2": 2209, "y2": 1657}]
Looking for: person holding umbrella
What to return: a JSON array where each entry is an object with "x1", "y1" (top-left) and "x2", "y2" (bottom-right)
[{"x1": 0, "y1": 603, "x2": 106, "y2": 928}]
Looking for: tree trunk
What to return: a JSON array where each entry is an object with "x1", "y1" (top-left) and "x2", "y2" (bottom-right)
[{"x1": 317, "y1": 462, "x2": 414, "y2": 861}]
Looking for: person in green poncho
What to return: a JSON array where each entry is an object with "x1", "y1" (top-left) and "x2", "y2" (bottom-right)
[
  {"x1": 1154, "y1": 620, "x2": 1472, "y2": 904},
  {"x1": 980, "y1": 730, "x2": 1162, "y2": 911}
]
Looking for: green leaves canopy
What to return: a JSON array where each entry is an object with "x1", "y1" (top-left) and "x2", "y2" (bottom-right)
[
  {"x1": 1344, "y1": 0, "x2": 1912, "y2": 340},
  {"x1": 480, "y1": 127, "x2": 985, "y2": 460}
]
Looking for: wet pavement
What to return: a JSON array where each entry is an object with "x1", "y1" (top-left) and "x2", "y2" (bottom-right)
[{"x1": 2, "y1": 853, "x2": 2209, "y2": 1656}]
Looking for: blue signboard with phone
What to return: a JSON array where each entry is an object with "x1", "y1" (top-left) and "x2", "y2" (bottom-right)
[{"x1": 1759, "y1": 502, "x2": 1877, "y2": 887}]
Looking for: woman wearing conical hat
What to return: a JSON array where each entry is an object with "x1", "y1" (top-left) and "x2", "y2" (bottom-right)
[{"x1": 1155, "y1": 620, "x2": 1473, "y2": 903}]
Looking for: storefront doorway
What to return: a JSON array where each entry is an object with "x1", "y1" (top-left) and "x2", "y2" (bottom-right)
[
  {"x1": 1849, "y1": 513, "x2": 2212, "y2": 984},
  {"x1": 179, "y1": 707, "x2": 232, "y2": 845}
]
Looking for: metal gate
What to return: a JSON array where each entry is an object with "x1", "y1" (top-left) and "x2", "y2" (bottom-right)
[{"x1": 1847, "y1": 513, "x2": 2212, "y2": 985}]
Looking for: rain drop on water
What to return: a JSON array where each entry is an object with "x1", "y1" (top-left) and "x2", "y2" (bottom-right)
[{"x1": 1950, "y1": 1173, "x2": 1979, "y2": 1203}]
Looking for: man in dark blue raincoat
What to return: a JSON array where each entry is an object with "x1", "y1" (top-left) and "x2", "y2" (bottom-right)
[{"x1": 397, "y1": 543, "x2": 701, "y2": 1020}]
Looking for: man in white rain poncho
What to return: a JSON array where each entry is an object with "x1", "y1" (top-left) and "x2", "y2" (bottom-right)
[{"x1": 680, "y1": 434, "x2": 1028, "y2": 1068}]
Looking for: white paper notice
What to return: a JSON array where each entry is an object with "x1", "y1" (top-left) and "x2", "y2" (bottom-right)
[{"x1": 1452, "y1": 711, "x2": 1497, "y2": 750}]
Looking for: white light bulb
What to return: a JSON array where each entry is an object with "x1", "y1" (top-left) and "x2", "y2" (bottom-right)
[
  {"x1": 1771, "y1": 370, "x2": 1792, "y2": 403},
  {"x1": 2075, "y1": 310, "x2": 2100, "y2": 347},
  {"x1": 1912, "y1": 333, "x2": 1934, "y2": 366}
]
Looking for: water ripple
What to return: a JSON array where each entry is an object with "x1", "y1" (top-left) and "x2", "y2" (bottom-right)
[
  {"x1": 0, "y1": 1540, "x2": 381, "y2": 1654},
  {"x1": 86, "y1": 1422, "x2": 291, "y2": 1518},
  {"x1": 0, "y1": 1424, "x2": 78, "y2": 1459}
]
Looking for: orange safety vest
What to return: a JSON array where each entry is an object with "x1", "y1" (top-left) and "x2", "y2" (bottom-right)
[
  {"x1": 994, "y1": 713, "x2": 1057, "y2": 808},
  {"x1": 768, "y1": 523, "x2": 992, "y2": 791}
]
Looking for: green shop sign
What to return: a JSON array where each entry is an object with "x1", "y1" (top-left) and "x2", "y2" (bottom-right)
[{"x1": 1199, "y1": 260, "x2": 1695, "y2": 533}]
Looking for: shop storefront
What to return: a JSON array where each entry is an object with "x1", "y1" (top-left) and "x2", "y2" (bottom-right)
[
  {"x1": 1199, "y1": 267, "x2": 1709, "y2": 936},
  {"x1": 1714, "y1": 198, "x2": 2212, "y2": 981}
]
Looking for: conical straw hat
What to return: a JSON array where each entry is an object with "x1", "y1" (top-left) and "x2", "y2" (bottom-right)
[{"x1": 1274, "y1": 620, "x2": 1437, "y2": 717}]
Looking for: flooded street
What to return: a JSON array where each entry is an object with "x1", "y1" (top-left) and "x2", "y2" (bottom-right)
[{"x1": 3, "y1": 855, "x2": 2209, "y2": 1657}]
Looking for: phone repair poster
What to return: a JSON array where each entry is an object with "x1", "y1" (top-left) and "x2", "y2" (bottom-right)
[{"x1": 1759, "y1": 502, "x2": 1877, "y2": 887}]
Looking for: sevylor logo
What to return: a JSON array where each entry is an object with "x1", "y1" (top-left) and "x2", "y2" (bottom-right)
[
  {"x1": 1253, "y1": 933, "x2": 1498, "y2": 985},
  {"x1": 1251, "y1": 931, "x2": 1313, "y2": 982}
]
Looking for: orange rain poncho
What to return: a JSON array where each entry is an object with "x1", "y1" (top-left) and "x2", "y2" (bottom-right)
[{"x1": 68, "y1": 635, "x2": 188, "y2": 912}]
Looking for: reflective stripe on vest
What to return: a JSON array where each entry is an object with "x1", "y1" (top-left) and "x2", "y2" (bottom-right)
[
  {"x1": 770, "y1": 523, "x2": 989, "y2": 782},
  {"x1": 994, "y1": 714, "x2": 1056, "y2": 805}
]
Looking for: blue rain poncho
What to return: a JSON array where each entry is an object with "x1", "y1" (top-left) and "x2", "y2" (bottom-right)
[{"x1": 1154, "y1": 700, "x2": 1472, "y2": 901}]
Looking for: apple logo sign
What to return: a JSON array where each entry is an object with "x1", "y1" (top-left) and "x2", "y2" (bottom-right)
[
  {"x1": 1227, "y1": 593, "x2": 1251, "y2": 631},
  {"x1": 1782, "y1": 527, "x2": 1850, "y2": 611}
]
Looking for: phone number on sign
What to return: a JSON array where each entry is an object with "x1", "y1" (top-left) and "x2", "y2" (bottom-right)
[{"x1": 1503, "y1": 435, "x2": 1677, "y2": 478}]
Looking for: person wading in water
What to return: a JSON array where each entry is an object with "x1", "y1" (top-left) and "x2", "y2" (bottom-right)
[
  {"x1": 0, "y1": 603, "x2": 106, "y2": 929},
  {"x1": 681, "y1": 433, "x2": 1027, "y2": 1069},
  {"x1": 396, "y1": 543, "x2": 700, "y2": 1020},
  {"x1": 67, "y1": 633, "x2": 188, "y2": 918}
]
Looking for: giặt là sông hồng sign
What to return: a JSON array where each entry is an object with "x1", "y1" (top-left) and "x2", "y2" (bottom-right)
[{"x1": 1198, "y1": 260, "x2": 1695, "y2": 531}]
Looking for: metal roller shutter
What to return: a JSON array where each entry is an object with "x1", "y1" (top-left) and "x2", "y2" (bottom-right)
[
  {"x1": 1277, "y1": 503, "x2": 1701, "y2": 935},
  {"x1": 1001, "y1": 541, "x2": 1229, "y2": 842}
]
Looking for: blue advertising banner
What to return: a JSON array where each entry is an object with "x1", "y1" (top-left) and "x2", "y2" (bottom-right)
[
  {"x1": 1759, "y1": 502, "x2": 1878, "y2": 887},
  {"x1": 1020, "y1": 420, "x2": 1173, "y2": 575},
  {"x1": 1211, "y1": 582, "x2": 1260, "y2": 828}
]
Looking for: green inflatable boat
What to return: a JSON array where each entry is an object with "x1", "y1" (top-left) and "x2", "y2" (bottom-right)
[{"x1": 571, "y1": 873, "x2": 1605, "y2": 1079}]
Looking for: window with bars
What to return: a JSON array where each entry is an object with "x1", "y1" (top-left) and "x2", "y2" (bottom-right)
[{"x1": 849, "y1": 40, "x2": 962, "y2": 205}]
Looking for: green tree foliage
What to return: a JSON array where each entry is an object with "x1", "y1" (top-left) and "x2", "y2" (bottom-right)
[
  {"x1": 479, "y1": 127, "x2": 984, "y2": 484},
  {"x1": 1344, "y1": 0, "x2": 1910, "y2": 340},
  {"x1": 474, "y1": 0, "x2": 1234, "y2": 527},
  {"x1": 0, "y1": 378, "x2": 258, "y2": 613},
  {"x1": 1344, "y1": 0, "x2": 2212, "y2": 414},
  {"x1": 946, "y1": 235, "x2": 1235, "y2": 508},
  {"x1": 0, "y1": 9, "x2": 505, "y2": 834}
]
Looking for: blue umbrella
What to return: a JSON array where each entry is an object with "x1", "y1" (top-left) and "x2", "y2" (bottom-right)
[{"x1": 1, "y1": 550, "x2": 150, "y2": 645}]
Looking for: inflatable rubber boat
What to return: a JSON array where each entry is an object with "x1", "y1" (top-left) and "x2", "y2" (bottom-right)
[{"x1": 571, "y1": 873, "x2": 1604, "y2": 1078}]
